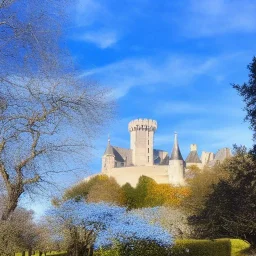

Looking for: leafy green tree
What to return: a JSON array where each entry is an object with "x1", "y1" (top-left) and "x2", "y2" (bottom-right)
[
  {"x1": 133, "y1": 176, "x2": 158, "y2": 208},
  {"x1": 122, "y1": 182, "x2": 137, "y2": 210},
  {"x1": 190, "y1": 147, "x2": 256, "y2": 245},
  {"x1": 233, "y1": 56, "x2": 256, "y2": 146},
  {"x1": 122, "y1": 176, "x2": 190, "y2": 209},
  {"x1": 182, "y1": 164, "x2": 229, "y2": 215},
  {"x1": 64, "y1": 175, "x2": 125, "y2": 205}
]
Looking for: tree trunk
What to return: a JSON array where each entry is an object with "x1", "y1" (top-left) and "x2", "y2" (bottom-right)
[
  {"x1": 88, "y1": 247, "x2": 93, "y2": 256},
  {"x1": 28, "y1": 248, "x2": 32, "y2": 256},
  {"x1": 1, "y1": 185, "x2": 23, "y2": 220}
]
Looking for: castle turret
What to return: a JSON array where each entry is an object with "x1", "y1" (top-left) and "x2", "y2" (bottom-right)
[
  {"x1": 201, "y1": 151, "x2": 214, "y2": 166},
  {"x1": 186, "y1": 144, "x2": 202, "y2": 169},
  {"x1": 168, "y1": 133, "x2": 185, "y2": 186},
  {"x1": 102, "y1": 136, "x2": 115, "y2": 173},
  {"x1": 128, "y1": 118, "x2": 157, "y2": 166}
]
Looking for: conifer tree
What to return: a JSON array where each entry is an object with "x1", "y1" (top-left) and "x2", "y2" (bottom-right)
[{"x1": 233, "y1": 56, "x2": 256, "y2": 147}]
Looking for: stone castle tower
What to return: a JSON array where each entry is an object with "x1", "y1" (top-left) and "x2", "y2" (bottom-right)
[
  {"x1": 99, "y1": 118, "x2": 232, "y2": 187},
  {"x1": 102, "y1": 137, "x2": 115, "y2": 173},
  {"x1": 128, "y1": 119, "x2": 157, "y2": 166},
  {"x1": 168, "y1": 133, "x2": 185, "y2": 186}
]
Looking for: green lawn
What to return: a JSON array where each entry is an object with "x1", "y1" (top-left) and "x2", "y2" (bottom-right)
[{"x1": 15, "y1": 238, "x2": 251, "y2": 256}]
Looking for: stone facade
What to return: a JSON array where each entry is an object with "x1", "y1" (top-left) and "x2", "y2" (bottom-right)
[
  {"x1": 100, "y1": 118, "x2": 232, "y2": 187},
  {"x1": 128, "y1": 119, "x2": 157, "y2": 166}
]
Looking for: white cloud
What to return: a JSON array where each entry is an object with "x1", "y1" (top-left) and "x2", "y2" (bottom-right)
[
  {"x1": 76, "y1": 0, "x2": 108, "y2": 26},
  {"x1": 80, "y1": 30, "x2": 119, "y2": 48},
  {"x1": 74, "y1": 0, "x2": 120, "y2": 48}
]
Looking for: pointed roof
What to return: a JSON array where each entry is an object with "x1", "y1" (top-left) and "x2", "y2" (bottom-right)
[
  {"x1": 170, "y1": 132, "x2": 184, "y2": 161},
  {"x1": 104, "y1": 136, "x2": 114, "y2": 156},
  {"x1": 186, "y1": 151, "x2": 202, "y2": 163}
]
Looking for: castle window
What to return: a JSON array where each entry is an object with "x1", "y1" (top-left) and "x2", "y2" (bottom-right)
[
  {"x1": 148, "y1": 148, "x2": 149, "y2": 153},
  {"x1": 148, "y1": 140, "x2": 149, "y2": 145},
  {"x1": 148, "y1": 156, "x2": 149, "y2": 162},
  {"x1": 121, "y1": 162, "x2": 124, "y2": 167}
]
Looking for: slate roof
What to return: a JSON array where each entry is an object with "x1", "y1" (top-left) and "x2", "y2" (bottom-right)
[
  {"x1": 186, "y1": 151, "x2": 202, "y2": 163},
  {"x1": 160, "y1": 155, "x2": 169, "y2": 165},
  {"x1": 113, "y1": 146, "x2": 133, "y2": 166},
  {"x1": 104, "y1": 141, "x2": 114, "y2": 156},
  {"x1": 208, "y1": 148, "x2": 232, "y2": 167},
  {"x1": 170, "y1": 133, "x2": 184, "y2": 161}
]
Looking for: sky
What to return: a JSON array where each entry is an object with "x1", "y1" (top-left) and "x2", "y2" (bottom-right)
[{"x1": 25, "y1": 0, "x2": 256, "y2": 217}]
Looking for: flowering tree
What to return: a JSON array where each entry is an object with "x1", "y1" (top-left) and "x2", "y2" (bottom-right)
[
  {"x1": 49, "y1": 201, "x2": 173, "y2": 256},
  {"x1": 132, "y1": 207, "x2": 193, "y2": 239}
]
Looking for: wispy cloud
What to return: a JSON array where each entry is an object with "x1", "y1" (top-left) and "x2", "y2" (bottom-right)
[
  {"x1": 81, "y1": 55, "x2": 220, "y2": 98},
  {"x1": 76, "y1": 0, "x2": 109, "y2": 26},
  {"x1": 156, "y1": 101, "x2": 208, "y2": 115},
  {"x1": 154, "y1": 93, "x2": 246, "y2": 118},
  {"x1": 155, "y1": 123, "x2": 252, "y2": 156},
  {"x1": 80, "y1": 30, "x2": 119, "y2": 48},
  {"x1": 174, "y1": 0, "x2": 256, "y2": 37}
]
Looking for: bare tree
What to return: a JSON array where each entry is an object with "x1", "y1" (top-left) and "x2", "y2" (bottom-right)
[
  {"x1": 0, "y1": 204, "x2": 40, "y2": 256},
  {"x1": 0, "y1": 0, "x2": 114, "y2": 220},
  {"x1": 0, "y1": 72, "x2": 113, "y2": 221},
  {"x1": 0, "y1": 0, "x2": 71, "y2": 78}
]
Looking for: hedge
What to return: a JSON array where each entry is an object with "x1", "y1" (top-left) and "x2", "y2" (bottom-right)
[
  {"x1": 170, "y1": 239, "x2": 231, "y2": 256},
  {"x1": 230, "y1": 239, "x2": 251, "y2": 255},
  {"x1": 94, "y1": 238, "x2": 250, "y2": 256}
]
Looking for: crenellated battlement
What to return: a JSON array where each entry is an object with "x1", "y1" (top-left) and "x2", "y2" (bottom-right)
[{"x1": 128, "y1": 118, "x2": 157, "y2": 132}]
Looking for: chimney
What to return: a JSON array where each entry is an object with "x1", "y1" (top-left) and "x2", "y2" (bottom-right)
[{"x1": 190, "y1": 144, "x2": 197, "y2": 151}]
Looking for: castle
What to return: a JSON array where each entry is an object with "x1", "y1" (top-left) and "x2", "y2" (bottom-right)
[{"x1": 101, "y1": 118, "x2": 232, "y2": 187}]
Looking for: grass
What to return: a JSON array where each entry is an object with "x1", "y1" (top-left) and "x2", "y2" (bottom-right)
[
  {"x1": 15, "y1": 252, "x2": 67, "y2": 256},
  {"x1": 15, "y1": 238, "x2": 252, "y2": 256}
]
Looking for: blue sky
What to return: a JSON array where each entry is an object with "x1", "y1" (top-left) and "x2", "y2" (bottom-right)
[{"x1": 26, "y1": 0, "x2": 256, "y2": 217}]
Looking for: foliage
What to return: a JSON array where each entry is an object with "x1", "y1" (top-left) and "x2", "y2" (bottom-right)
[
  {"x1": 35, "y1": 218, "x2": 65, "y2": 252},
  {"x1": 230, "y1": 239, "x2": 251, "y2": 256},
  {"x1": 131, "y1": 176, "x2": 157, "y2": 208},
  {"x1": 131, "y1": 206, "x2": 193, "y2": 239},
  {"x1": 170, "y1": 239, "x2": 231, "y2": 256},
  {"x1": 148, "y1": 184, "x2": 190, "y2": 207},
  {"x1": 122, "y1": 183, "x2": 136, "y2": 209},
  {"x1": 48, "y1": 201, "x2": 173, "y2": 256},
  {"x1": 0, "y1": 207, "x2": 39, "y2": 256},
  {"x1": 182, "y1": 163, "x2": 229, "y2": 215},
  {"x1": 65, "y1": 175, "x2": 190, "y2": 209},
  {"x1": 122, "y1": 176, "x2": 190, "y2": 209},
  {"x1": 64, "y1": 175, "x2": 124, "y2": 205},
  {"x1": 189, "y1": 147, "x2": 256, "y2": 245},
  {"x1": 233, "y1": 56, "x2": 256, "y2": 143}
]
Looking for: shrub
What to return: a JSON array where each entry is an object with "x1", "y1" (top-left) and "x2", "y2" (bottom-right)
[
  {"x1": 94, "y1": 241, "x2": 171, "y2": 256},
  {"x1": 170, "y1": 239, "x2": 231, "y2": 256},
  {"x1": 230, "y1": 239, "x2": 251, "y2": 255}
]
